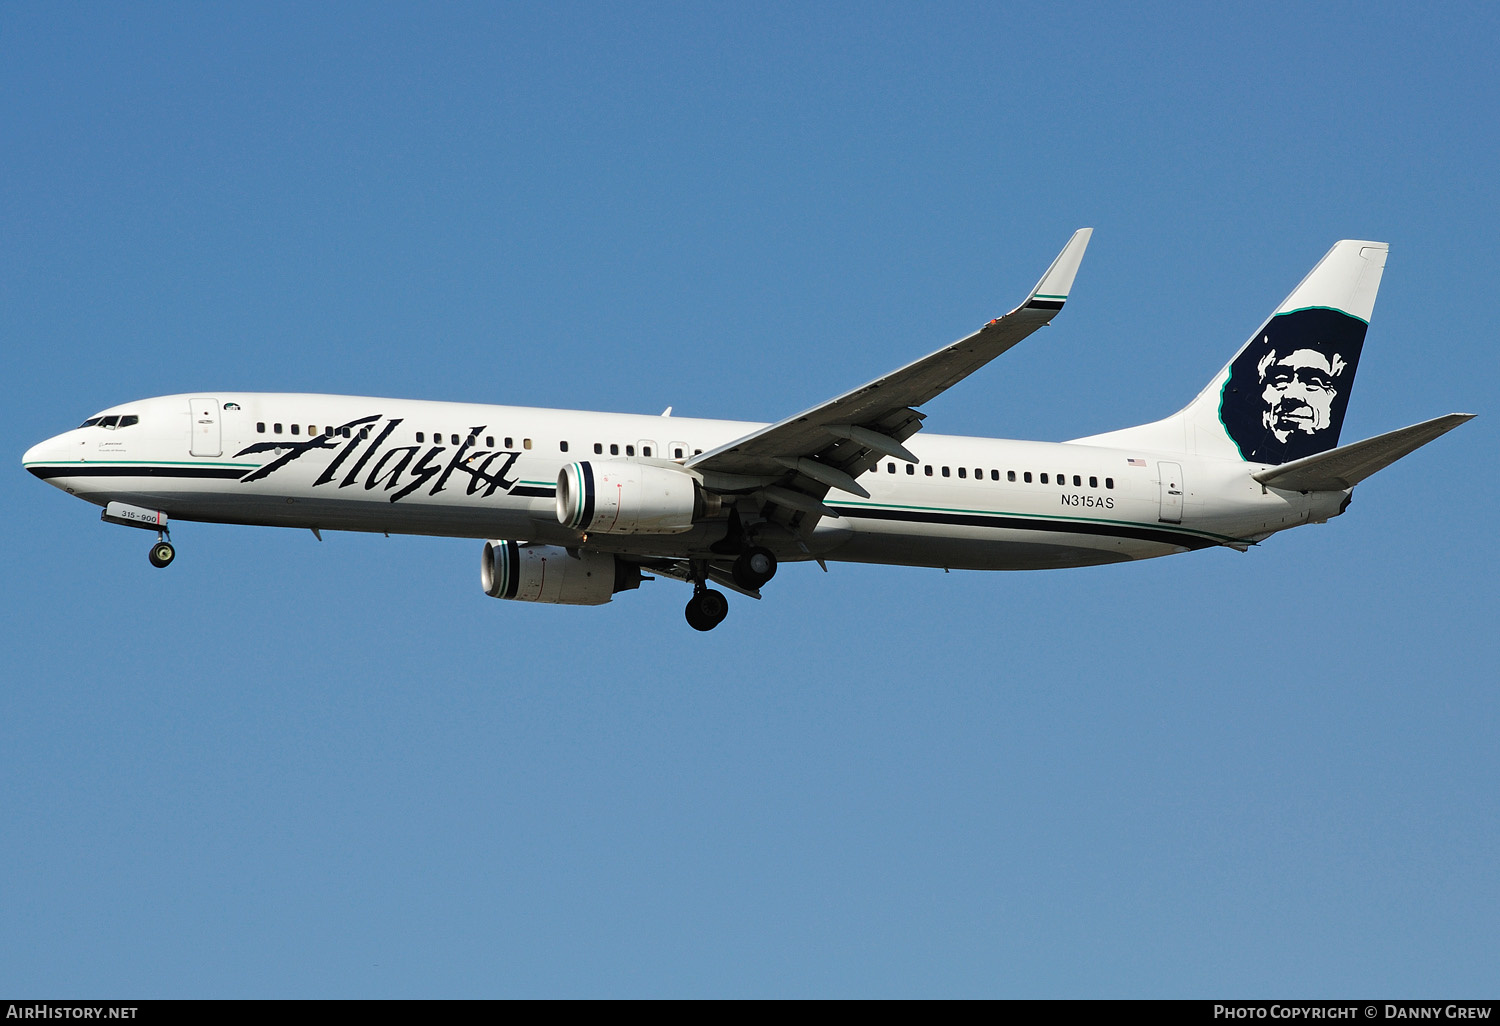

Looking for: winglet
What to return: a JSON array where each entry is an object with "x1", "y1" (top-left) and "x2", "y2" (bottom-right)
[{"x1": 1022, "y1": 227, "x2": 1093, "y2": 312}]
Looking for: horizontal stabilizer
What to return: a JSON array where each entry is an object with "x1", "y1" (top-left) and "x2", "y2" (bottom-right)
[{"x1": 1252, "y1": 413, "x2": 1474, "y2": 491}]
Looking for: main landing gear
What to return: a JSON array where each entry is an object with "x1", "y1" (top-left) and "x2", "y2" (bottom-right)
[
  {"x1": 682, "y1": 548, "x2": 779, "y2": 631},
  {"x1": 683, "y1": 558, "x2": 730, "y2": 631},
  {"x1": 685, "y1": 581, "x2": 729, "y2": 632},
  {"x1": 732, "y1": 546, "x2": 777, "y2": 590}
]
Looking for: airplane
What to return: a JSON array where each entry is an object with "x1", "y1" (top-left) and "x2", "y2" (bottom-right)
[{"x1": 22, "y1": 230, "x2": 1473, "y2": 631}]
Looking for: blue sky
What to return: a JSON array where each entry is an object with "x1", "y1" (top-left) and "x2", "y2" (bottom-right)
[{"x1": 3, "y1": 2, "x2": 1496, "y2": 997}]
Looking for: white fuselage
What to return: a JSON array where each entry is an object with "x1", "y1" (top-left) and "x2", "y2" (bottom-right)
[{"x1": 23, "y1": 392, "x2": 1347, "y2": 570}]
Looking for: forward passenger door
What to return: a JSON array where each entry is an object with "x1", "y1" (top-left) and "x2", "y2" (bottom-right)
[{"x1": 189, "y1": 398, "x2": 222, "y2": 457}]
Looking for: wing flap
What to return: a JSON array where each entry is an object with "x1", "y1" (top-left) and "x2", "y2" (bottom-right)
[{"x1": 1252, "y1": 413, "x2": 1474, "y2": 491}]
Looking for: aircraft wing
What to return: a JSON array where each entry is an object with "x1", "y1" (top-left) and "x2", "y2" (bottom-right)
[{"x1": 687, "y1": 229, "x2": 1092, "y2": 516}]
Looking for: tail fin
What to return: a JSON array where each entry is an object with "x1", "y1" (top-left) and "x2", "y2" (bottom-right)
[{"x1": 1074, "y1": 240, "x2": 1388, "y2": 465}]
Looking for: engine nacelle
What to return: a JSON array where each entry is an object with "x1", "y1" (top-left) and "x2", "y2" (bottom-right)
[
  {"x1": 556, "y1": 460, "x2": 699, "y2": 535},
  {"x1": 481, "y1": 541, "x2": 642, "y2": 606}
]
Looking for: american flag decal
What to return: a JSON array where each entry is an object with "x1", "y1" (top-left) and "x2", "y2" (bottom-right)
[{"x1": 1128, "y1": 458, "x2": 1147, "y2": 467}]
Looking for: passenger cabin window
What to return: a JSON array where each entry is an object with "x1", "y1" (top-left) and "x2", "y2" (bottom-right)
[
  {"x1": 523, "y1": 438, "x2": 532, "y2": 450},
  {"x1": 1007, "y1": 471, "x2": 1016, "y2": 482},
  {"x1": 1040, "y1": 473, "x2": 1048, "y2": 484},
  {"x1": 594, "y1": 443, "x2": 603, "y2": 454},
  {"x1": 888, "y1": 462, "x2": 896, "y2": 473},
  {"x1": 274, "y1": 423, "x2": 283, "y2": 434},
  {"x1": 560, "y1": 441, "x2": 569, "y2": 453},
  {"x1": 291, "y1": 424, "x2": 300, "y2": 435},
  {"x1": 906, "y1": 464, "x2": 915, "y2": 475},
  {"x1": 504, "y1": 437, "x2": 513, "y2": 448},
  {"x1": 924, "y1": 466, "x2": 933, "y2": 476},
  {"x1": 416, "y1": 432, "x2": 424, "y2": 443},
  {"x1": 610, "y1": 444, "x2": 619, "y2": 455},
  {"x1": 991, "y1": 469, "x2": 999, "y2": 481},
  {"x1": 1105, "y1": 478, "x2": 1114, "y2": 489},
  {"x1": 958, "y1": 467, "x2": 966, "y2": 478},
  {"x1": 674, "y1": 447, "x2": 684, "y2": 459},
  {"x1": 486, "y1": 436, "x2": 495, "y2": 448},
  {"x1": 1089, "y1": 476, "x2": 1098, "y2": 488},
  {"x1": 1023, "y1": 472, "x2": 1032, "y2": 483},
  {"x1": 642, "y1": 446, "x2": 652, "y2": 457},
  {"x1": 450, "y1": 434, "x2": 459, "y2": 445},
  {"x1": 1073, "y1": 475, "x2": 1081, "y2": 486},
  {"x1": 625, "y1": 445, "x2": 634, "y2": 456},
  {"x1": 257, "y1": 422, "x2": 266, "y2": 433},
  {"x1": 941, "y1": 467, "x2": 950, "y2": 477}
]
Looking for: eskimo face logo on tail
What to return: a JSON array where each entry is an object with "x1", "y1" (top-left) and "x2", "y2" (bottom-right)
[
  {"x1": 1218, "y1": 307, "x2": 1368, "y2": 465},
  {"x1": 233, "y1": 415, "x2": 538, "y2": 501}
]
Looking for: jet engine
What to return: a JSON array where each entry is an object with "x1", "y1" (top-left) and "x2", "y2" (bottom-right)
[
  {"x1": 556, "y1": 460, "x2": 700, "y2": 535},
  {"x1": 481, "y1": 540, "x2": 643, "y2": 605}
]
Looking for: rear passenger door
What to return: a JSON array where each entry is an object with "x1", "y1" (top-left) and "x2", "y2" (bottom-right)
[{"x1": 1157, "y1": 461, "x2": 1183, "y2": 524}]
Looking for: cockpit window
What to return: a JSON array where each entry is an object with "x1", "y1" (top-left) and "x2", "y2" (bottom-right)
[{"x1": 80, "y1": 414, "x2": 139, "y2": 430}]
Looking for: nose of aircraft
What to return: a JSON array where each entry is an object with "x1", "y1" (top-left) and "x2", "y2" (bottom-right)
[{"x1": 23, "y1": 434, "x2": 66, "y2": 478}]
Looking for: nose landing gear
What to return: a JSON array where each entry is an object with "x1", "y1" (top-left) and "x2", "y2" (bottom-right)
[
  {"x1": 148, "y1": 537, "x2": 176, "y2": 568},
  {"x1": 101, "y1": 502, "x2": 177, "y2": 569}
]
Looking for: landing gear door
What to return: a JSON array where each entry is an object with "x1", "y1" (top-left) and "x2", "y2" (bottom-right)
[
  {"x1": 1158, "y1": 461, "x2": 1183, "y2": 524},
  {"x1": 189, "y1": 398, "x2": 222, "y2": 457}
]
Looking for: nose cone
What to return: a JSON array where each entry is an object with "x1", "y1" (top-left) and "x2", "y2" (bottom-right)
[
  {"x1": 23, "y1": 434, "x2": 67, "y2": 480},
  {"x1": 23, "y1": 439, "x2": 47, "y2": 474}
]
